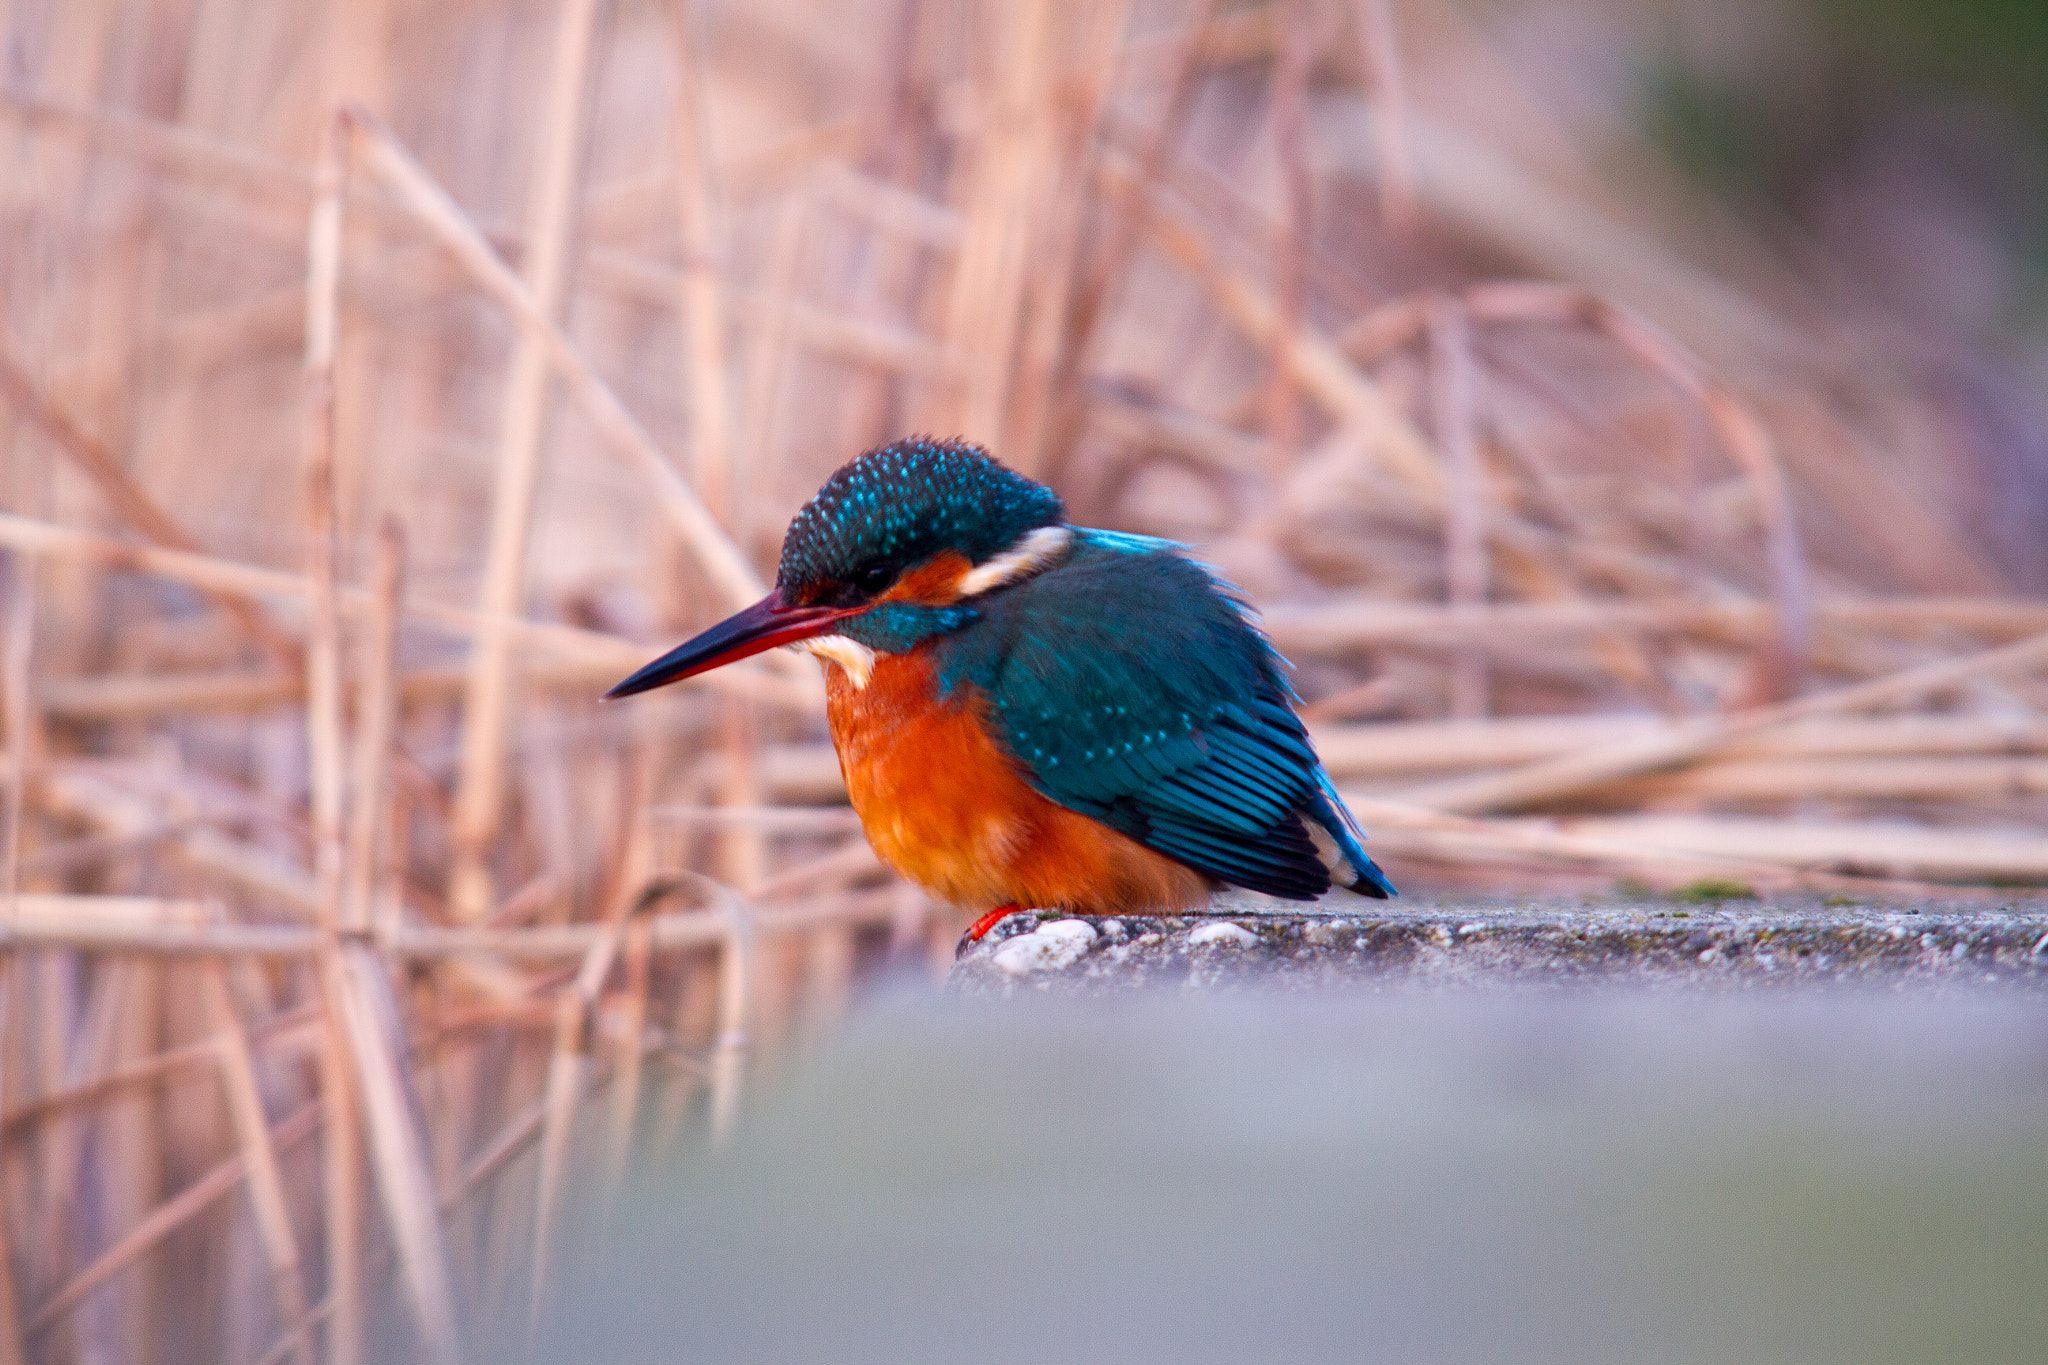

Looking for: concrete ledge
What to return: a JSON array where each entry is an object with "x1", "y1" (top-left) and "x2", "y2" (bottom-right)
[{"x1": 949, "y1": 898, "x2": 2048, "y2": 994}]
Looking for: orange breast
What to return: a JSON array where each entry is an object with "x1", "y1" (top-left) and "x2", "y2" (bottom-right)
[{"x1": 824, "y1": 648, "x2": 1209, "y2": 914}]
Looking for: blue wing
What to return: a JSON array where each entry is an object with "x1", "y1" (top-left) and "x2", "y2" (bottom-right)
[{"x1": 935, "y1": 533, "x2": 1394, "y2": 901}]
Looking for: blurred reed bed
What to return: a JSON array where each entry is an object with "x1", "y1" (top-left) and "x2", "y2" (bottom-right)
[{"x1": 0, "y1": 0, "x2": 2045, "y2": 1361}]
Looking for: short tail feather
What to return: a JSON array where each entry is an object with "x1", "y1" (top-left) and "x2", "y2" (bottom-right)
[{"x1": 1308, "y1": 771, "x2": 1396, "y2": 899}]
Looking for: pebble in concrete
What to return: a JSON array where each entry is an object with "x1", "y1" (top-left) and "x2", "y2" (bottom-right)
[
  {"x1": 1188, "y1": 922, "x2": 1259, "y2": 949},
  {"x1": 991, "y1": 919, "x2": 1098, "y2": 977}
]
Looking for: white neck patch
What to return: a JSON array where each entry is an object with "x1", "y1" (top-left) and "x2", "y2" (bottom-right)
[
  {"x1": 957, "y1": 524, "x2": 1073, "y2": 598},
  {"x1": 798, "y1": 634, "x2": 878, "y2": 689}
]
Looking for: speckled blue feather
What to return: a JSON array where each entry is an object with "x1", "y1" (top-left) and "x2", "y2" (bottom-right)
[
  {"x1": 777, "y1": 436, "x2": 1062, "y2": 596},
  {"x1": 931, "y1": 533, "x2": 1396, "y2": 901}
]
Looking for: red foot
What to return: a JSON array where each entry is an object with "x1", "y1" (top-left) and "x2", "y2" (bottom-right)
[{"x1": 957, "y1": 904, "x2": 1022, "y2": 959}]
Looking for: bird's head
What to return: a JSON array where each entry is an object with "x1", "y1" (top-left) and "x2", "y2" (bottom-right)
[{"x1": 604, "y1": 437, "x2": 1069, "y2": 698}]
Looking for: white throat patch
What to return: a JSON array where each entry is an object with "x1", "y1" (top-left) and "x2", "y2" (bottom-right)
[
  {"x1": 798, "y1": 634, "x2": 878, "y2": 689},
  {"x1": 957, "y1": 524, "x2": 1074, "y2": 597}
]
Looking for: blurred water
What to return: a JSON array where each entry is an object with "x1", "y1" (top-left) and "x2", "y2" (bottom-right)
[{"x1": 539, "y1": 982, "x2": 2048, "y2": 1365}]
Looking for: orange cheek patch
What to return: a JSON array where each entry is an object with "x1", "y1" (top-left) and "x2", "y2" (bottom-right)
[{"x1": 878, "y1": 552, "x2": 970, "y2": 607}]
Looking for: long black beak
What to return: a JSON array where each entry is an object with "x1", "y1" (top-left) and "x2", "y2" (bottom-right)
[{"x1": 603, "y1": 589, "x2": 856, "y2": 700}]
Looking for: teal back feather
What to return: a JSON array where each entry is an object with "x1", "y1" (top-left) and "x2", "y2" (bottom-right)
[{"x1": 932, "y1": 532, "x2": 1394, "y2": 900}]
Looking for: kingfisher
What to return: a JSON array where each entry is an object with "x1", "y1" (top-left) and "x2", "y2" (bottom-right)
[{"x1": 605, "y1": 437, "x2": 1394, "y2": 951}]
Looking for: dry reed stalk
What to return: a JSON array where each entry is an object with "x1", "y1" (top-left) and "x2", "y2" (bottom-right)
[
  {"x1": 1257, "y1": 596, "x2": 2048, "y2": 654},
  {"x1": 19, "y1": 817, "x2": 198, "y2": 882},
  {"x1": 316, "y1": 1026, "x2": 364, "y2": 1365},
  {"x1": 1258, "y1": 296, "x2": 1725, "y2": 632},
  {"x1": 345, "y1": 110, "x2": 772, "y2": 619},
  {"x1": 0, "y1": 86, "x2": 305, "y2": 203},
  {"x1": 1353, "y1": 0, "x2": 1418, "y2": 232},
  {"x1": 0, "y1": 511, "x2": 817, "y2": 708},
  {"x1": 603, "y1": 916, "x2": 653, "y2": 1206},
  {"x1": 1085, "y1": 387, "x2": 1261, "y2": 474},
  {"x1": 819, "y1": 161, "x2": 962, "y2": 250},
  {"x1": 318, "y1": 0, "x2": 394, "y2": 118},
  {"x1": 377, "y1": 779, "x2": 414, "y2": 945},
  {"x1": 255, "y1": 1299, "x2": 338, "y2": 1365},
  {"x1": 22, "y1": 1100, "x2": 323, "y2": 1340},
  {"x1": 648, "y1": 949, "x2": 719, "y2": 1148},
  {"x1": 799, "y1": 922, "x2": 856, "y2": 1046},
  {"x1": 451, "y1": 0, "x2": 604, "y2": 925},
  {"x1": 6, "y1": 78, "x2": 859, "y2": 237},
  {"x1": 199, "y1": 965, "x2": 315, "y2": 1365},
  {"x1": 715, "y1": 183, "x2": 811, "y2": 893},
  {"x1": 669, "y1": 0, "x2": 735, "y2": 525},
  {"x1": 0, "y1": 326, "x2": 299, "y2": 671},
  {"x1": 1300, "y1": 674, "x2": 1408, "y2": 723},
  {"x1": 1261, "y1": 279, "x2": 1802, "y2": 675},
  {"x1": 1339, "y1": 794, "x2": 1939, "y2": 892},
  {"x1": 1427, "y1": 296, "x2": 1487, "y2": 718},
  {"x1": 438, "y1": 1035, "x2": 704, "y2": 1229},
  {"x1": 1463, "y1": 282, "x2": 1815, "y2": 691},
  {"x1": 0, "y1": 892, "x2": 858, "y2": 964},
  {"x1": 744, "y1": 743, "x2": 848, "y2": 803},
  {"x1": 650, "y1": 804, "x2": 862, "y2": 830},
  {"x1": 326, "y1": 514, "x2": 392, "y2": 1365},
  {"x1": 1613, "y1": 755, "x2": 2048, "y2": 804},
  {"x1": 830, "y1": 3, "x2": 940, "y2": 451},
  {"x1": 933, "y1": 0, "x2": 1056, "y2": 450},
  {"x1": 1713, "y1": 714, "x2": 2048, "y2": 760},
  {"x1": 1309, "y1": 711, "x2": 2048, "y2": 779},
  {"x1": 1700, "y1": 388, "x2": 1812, "y2": 699},
  {"x1": 0, "y1": 966, "x2": 22, "y2": 1360},
  {"x1": 1402, "y1": 625, "x2": 2048, "y2": 814},
  {"x1": 303, "y1": 110, "x2": 349, "y2": 933},
  {"x1": 709, "y1": 896, "x2": 755, "y2": 1147},
  {"x1": 1, "y1": 549, "x2": 31, "y2": 906},
  {"x1": 885, "y1": 880, "x2": 931, "y2": 960},
  {"x1": 326, "y1": 941, "x2": 463, "y2": 1365},
  {"x1": 37, "y1": 666, "x2": 436, "y2": 722},
  {"x1": 0, "y1": 916, "x2": 318, "y2": 957},
  {"x1": 751, "y1": 289, "x2": 955, "y2": 376},
  {"x1": 1039, "y1": 0, "x2": 1216, "y2": 484},
  {"x1": 345, "y1": 520, "x2": 405, "y2": 935},
  {"x1": 1312, "y1": 713, "x2": 1662, "y2": 775},
  {"x1": 526, "y1": 989, "x2": 586, "y2": 1334},
  {"x1": 42, "y1": 284, "x2": 302, "y2": 419},
  {"x1": 1337, "y1": 294, "x2": 1431, "y2": 363},
  {"x1": 0, "y1": 1037, "x2": 217, "y2": 1140},
  {"x1": 734, "y1": 187, "x2": 809, "y2": 531},
  {"x1": 1266, "y1": 0, "x2": 1313, "y2": 470},
  {"x1": 26, "y1": 951, "x2": 76, "y2": 1324},
  {"x1": 584, "y1": 244, "x2": 956, "y2": 377},
  {"x1": 299, "y1": 120, "x2": 376, "y2": 1365},
  {"x1": 1140, "y1": 191, "x2": 1441, "y2": 492},
  {"x1": 745, "y1": 930, "x2": 801, "y2": 1066},
  {"x1": 1549, "y1": 814, "x2": 2048, "y2": 885},
  {"x1": 484, "y1": 872, "x2": 566, "y2": 929},
  {"x1": 527, "y1": 805, "x2": 650, "y2": 1330},
  {"x1": 0, "y1": 1214, "x2": 21, "y2": 1365},
  {"x1": 96, "y1": 958, "x2": 162, "y2": 1365},
  {"x1": 440, "y1": 1092, "x2": 548, "y2": 1221},
  {"x1": 713, "y1": 703, "x2": 766, "y2": 894},
  {"x1": 1002, "y1": 0, "x2": 1130, "y2": 473},
  {"x1": 751, "y1": 840, "x2": 885, "y2": 899}
]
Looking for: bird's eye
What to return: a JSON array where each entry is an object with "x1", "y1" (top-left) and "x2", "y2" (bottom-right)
[{"x1": 851, "y1": 560, "x2": 893, "y2": 595}]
